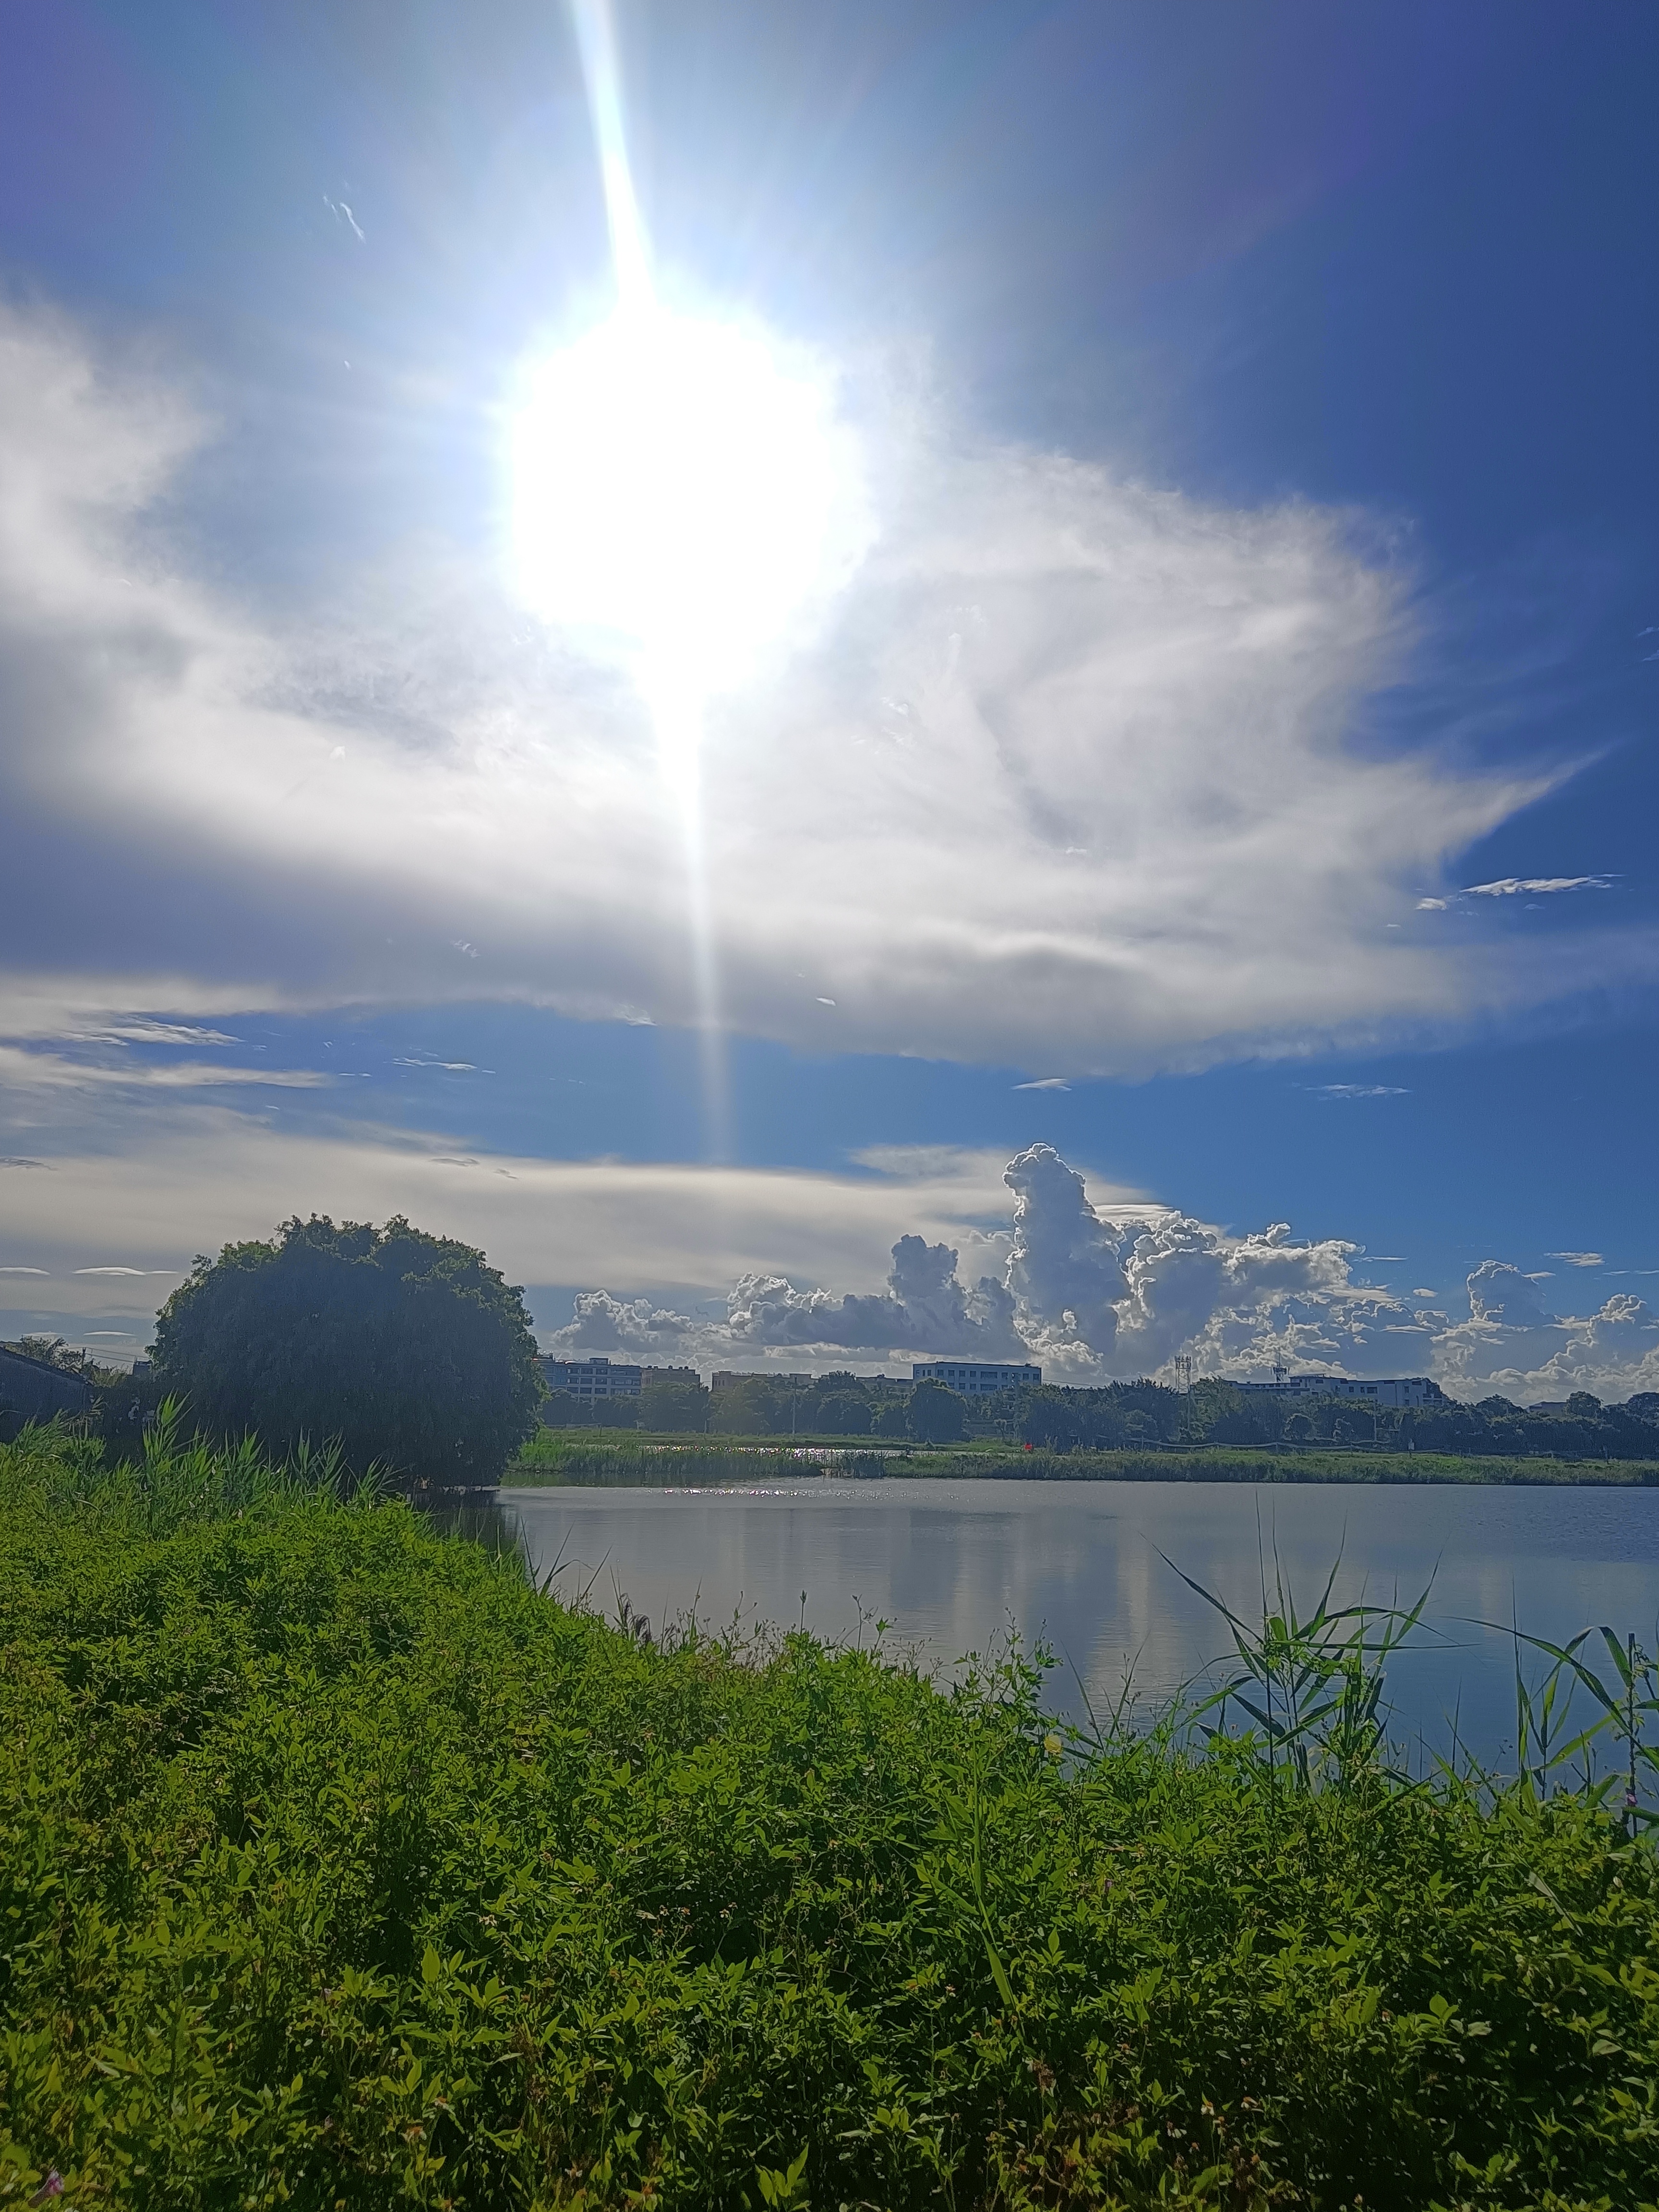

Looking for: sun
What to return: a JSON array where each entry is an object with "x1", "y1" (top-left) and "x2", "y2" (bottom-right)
[{"x1": 508, "y1": 303, "x2": 862, "y2": 699}]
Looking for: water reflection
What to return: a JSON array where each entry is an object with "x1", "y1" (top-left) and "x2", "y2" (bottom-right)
[
  {"x1": 424, "y1": 1494, "x2": 524, "y2": 1560},
  {"x1": 494, "y1": 1478, "x2": 1659, "y2": 1767}
]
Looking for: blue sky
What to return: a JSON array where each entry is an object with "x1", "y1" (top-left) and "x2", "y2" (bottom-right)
[{"x1": 0, "y1": 0, "x2": 1654, "y2": 1396}]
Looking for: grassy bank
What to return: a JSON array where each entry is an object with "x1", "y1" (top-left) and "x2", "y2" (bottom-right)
[
  {"x1": 886, "y1": 1444, "x2": 1659, "y2": 1485},
  {"x1": 512, "y1": 1432, "x2": 1659, "y2": 1486},
  {"x1": 2, "y1": 1422, "x2": 1657, "y2": 2210},
  {"x1": 513, "y1": 1433, "x2": 829, "y2": 1485}
]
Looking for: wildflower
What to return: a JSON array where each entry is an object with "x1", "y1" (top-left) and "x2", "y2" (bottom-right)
[
  {"x1": 1044, "y1": 1731, "x2": 1063, "y2": 1759},
  {"x1": 39, "y1": 2177, "x2": 65, "y2": 2203}
]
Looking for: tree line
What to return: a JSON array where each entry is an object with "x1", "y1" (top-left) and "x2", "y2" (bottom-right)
[
  {"x1": 1017, "y1": 1376, "x2": 1659, "y2": 1460},
  {"x1": 541, "y1": 1369, "x2": 974, "y2": 1441},
  {"x1": 549, "y1": 1370, "x2": 1659, "y2": 1459}
]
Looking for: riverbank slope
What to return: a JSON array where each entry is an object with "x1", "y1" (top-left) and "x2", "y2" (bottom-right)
[{"x1": 1, "y1": 1425, "x2": 1654, "y2": 2208}]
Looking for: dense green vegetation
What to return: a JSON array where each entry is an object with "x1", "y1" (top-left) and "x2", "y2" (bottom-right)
[
  {"x1": 515, "y1": 1434, "x2": 824, "y2": 1485},
  {"x1": 1018, "y1": 1379, "x2": 1659, "y2": 1462},
  {"x1": 2, "y1": 1420, "x2": 1657, "y2": 2209},
  {"x1": 151, "y1": 1215, "x2": 542, "y2": 1489},
  {"x1": 531, "y1": 1369, "x2": 1659, "y2": 1463},
  {"x1": 510, "y1": 1433, "x2": 1659, "y2": 1487}
]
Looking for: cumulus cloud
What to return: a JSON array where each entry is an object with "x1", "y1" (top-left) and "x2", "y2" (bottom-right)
[
  {"x1": 545, "y1": 1142, "x2": 1659, "y2": 1405},
  {"x1": 2, "y1": 300, "x2": 1649, "y2": 1076},
  {"x1": 2, "y1": 1103, "x2": 1652, "y2": 1402},
  {"x1": 546, "y1": 1233, "x2": 1025, "y2": 1364}
]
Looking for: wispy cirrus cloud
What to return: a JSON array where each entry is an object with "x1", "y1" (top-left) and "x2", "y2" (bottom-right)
[
  {"x1": 1464, "y1": 875, "x2": 1614, "y2": 898},
  {"x1": 1309, "y1": 1082, "x2": 1409, "y2": 1099},
  {"x1": 97, "y1": 1021, "x2": 243, "y2": 1046},
  {"x1": 1418, "y1": 875, "x2": 1616, "y2": 913},
  {"x1": 0, "y1": 1045, "x2": 332, "y2": 1092}
]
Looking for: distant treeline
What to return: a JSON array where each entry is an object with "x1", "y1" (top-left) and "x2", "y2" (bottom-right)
[
  {"x1": 542, "y1": 1369, "x2": 1659, "y2": 1461},
  {"x1": 1019, "y1": 1377, "x2": 1659, "y2": 1461},
  {"x1": 540, "y1": 1369, "x2": 962, "y2": 1439}
]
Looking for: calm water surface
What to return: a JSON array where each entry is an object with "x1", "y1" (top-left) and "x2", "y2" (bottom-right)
[{"x1": 496, "y1": 1479, "x2": 1659, "y2": 1767}]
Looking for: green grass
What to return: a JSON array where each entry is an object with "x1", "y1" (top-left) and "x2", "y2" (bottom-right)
[
  {"x1": 2, "y1": 1420, "x2": 1657, "y2": 2209},
  {"x1": 512, "y1": 1434, "x2": 829, "y2": 1485},
  {"x1": 514, "y1": 1434, "x2": 1659, "y2": 1486}
]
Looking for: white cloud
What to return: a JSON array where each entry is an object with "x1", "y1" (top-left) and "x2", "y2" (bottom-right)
[
  {"x1": 2, "y1": 300, "x2": 1649, "y2": 1077},
  {"x1": 1464, "y1": 876, "x2": 1613, "y2": 898},
  {"x1": 0, "y1": 1045, "x2": 331, "y2": 1092},
  {"x1": 1310, "y1": 1083, "x2": 1409, "y2": 1099},
  {"x1": 98, "y1": 1022, "x2": 243, "y2": 1046},
  {"x1": 0, "y1": 1108, "x2": 1077, "y2": 1320},
  {"x1": 1548, "y1": 1250, "x2": 1604, "y2": 1268}
]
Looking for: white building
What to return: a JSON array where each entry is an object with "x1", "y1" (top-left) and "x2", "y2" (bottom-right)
[
  {"x1": 1233, "y1": 1374, "x2": 1445, "y2": 1410},
  {"x1": 912, "y1": 1360, "x2": 1042, "y2": 1397},
  {"x1": 542, "y1": 1356, "x2": 642, "y2": 1402}
]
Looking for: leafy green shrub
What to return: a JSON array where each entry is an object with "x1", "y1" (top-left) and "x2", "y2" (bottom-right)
[
  {"x1": 152, "y1": 1214, "x2": 542, "y2": 1490},
  {"x1": 0, "y1": 1426, "x2": 1655, "y2": 2210}
]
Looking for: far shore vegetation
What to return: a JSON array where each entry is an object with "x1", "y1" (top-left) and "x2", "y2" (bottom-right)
[{"x1": 511, "y1": 1432, "x2": 1659, "y2": 1488}]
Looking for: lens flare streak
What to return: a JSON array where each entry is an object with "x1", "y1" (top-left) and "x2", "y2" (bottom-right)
[{"x1": 513, "y1": 1, "x2": 864, "y2": 1157}]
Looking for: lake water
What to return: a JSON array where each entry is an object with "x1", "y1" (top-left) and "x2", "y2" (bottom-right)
[{"x1": 494, "y1": 1478, "x2": 1659, "y2": 1771}]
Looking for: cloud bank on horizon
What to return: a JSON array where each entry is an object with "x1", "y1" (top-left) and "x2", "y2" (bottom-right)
[
  {"x1": 551, "y1": 1144, "x2": 1659, "y2": 1407},
  {"x1": 0, "y1": 301, "x2": 1647, "y2": 1079},
  {"x1": 2, "y1": 1114, "x2": 1652, "y2": 1405}
]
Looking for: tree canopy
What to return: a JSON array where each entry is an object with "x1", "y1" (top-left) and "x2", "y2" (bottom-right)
[
  {"x1": 905, "y1": 1377, "x2": 966, "y2": 1443},
  {"x1": 151, "y1": 1215, "x2": 542, "y2": 1488}
]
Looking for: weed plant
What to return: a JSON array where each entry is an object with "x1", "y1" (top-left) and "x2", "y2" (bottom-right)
[{"x1": 0, "y1": 1423, "x2": 1656, "y2": 2210}]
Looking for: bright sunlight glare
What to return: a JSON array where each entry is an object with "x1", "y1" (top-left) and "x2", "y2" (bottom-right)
[{"x1": 508, "y1": 305, "x2": 861, "y2": 698}]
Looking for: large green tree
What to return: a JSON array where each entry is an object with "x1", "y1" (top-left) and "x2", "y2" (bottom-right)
[
  {"x1": 905, "y1": 1378, "x2": 966, "y2": 1443},
  {"x1": 640, "y1": 1375, "x2": 709, "y2": 1432},
  {"x1": 151, "y1": 1215, "x2": 542, "y2": 1488}
]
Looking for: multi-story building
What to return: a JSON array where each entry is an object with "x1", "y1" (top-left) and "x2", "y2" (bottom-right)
[
  {"x1": 1232, "y1": 1374, "x2": 1445, "y2": 1410},
  {"x1": 640, "y1": 1366, "x2": 702, "y2": 1388},
  {"x1": 541, "y1": 1356, "x2": 642, "y2": 1402},
  {"x1": 911, "y1": 1360, "x2": 1042, "y2": 1397}
]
